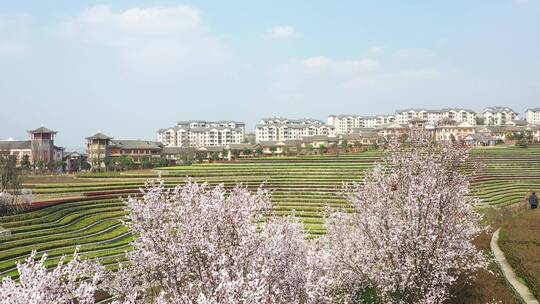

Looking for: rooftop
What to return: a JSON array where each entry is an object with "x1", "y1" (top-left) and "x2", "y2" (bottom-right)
[
  {"x1": 86, "y1": 133, "x2": 113, "y2": 140},
  {"x1": 483, "y1": 106, "x2": 516, "y2": 113},
  {"x1": 396, "y1": 108, "x2": 476, "y2": 114},
  {"x1": 0, "y1": 140, "x2": 31, "y2": 150},
  {"x1": 109, "y1": 140, "x2": 162, "y2": 150},
  {"x1": 28, "y1": 126, "x2": 57, "y2": 134}
]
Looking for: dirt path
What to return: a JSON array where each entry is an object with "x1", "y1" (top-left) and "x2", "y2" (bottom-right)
[{"x1": 491, "y1": 228, "x2": 539, "y2": 304}]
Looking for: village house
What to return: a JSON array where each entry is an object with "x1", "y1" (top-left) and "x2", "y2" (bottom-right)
[
  {"x1": 301, "y1": 135, "x2": 339, "y2": 149},
  {"x1": 258, "y1": 141, "x2": 288, "y2": 155},
  {"x1": 434, "y1": 120, "x2": 476, "y2": 142},
  {"x1": 338, "y1": 132, "x2": 378, "y2": 146},
  {"x1": 464, "y1": 133, "x2": 497, "y2": 146},
  {"x1": 225, "y1": 143, "x2": 257, "y2": 159},
  {"x1": 376, "y1": 122, "x2": 409, "y2": 141}
]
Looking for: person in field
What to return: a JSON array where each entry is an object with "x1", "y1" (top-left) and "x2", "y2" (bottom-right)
[{"x1": 529, "y1": 192, "x2": 538, "y2": 209}]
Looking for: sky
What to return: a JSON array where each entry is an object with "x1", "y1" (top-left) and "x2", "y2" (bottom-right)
[{"x1": 0, "y1": 0, "x2": 539, "y2": 149}]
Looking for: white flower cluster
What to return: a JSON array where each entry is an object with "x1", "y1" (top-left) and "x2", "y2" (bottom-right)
[
  {"x1": 0, "y1": 248, "x2": 103, "y2": 304},
  {"x1": 0, "y1": 135, "x2": 488, "y2": 304}
]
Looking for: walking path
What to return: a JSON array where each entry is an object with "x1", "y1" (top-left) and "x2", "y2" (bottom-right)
[{"x1": 491, "y1": 228, "x2": 539, "y2": 304}]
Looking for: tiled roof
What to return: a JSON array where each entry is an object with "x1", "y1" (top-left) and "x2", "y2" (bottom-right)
[
  {"x1": 197, "y1": 146, "x2": 225, "y2": 152},
  {"x1": 226, "y1": 143, "x2": 256, "y2": 150},
  {"x1": 396, "y1": 108, "x2": 476, "y2": 114},
  {"x1": 258, "y1": 141, "x2": 286, "y2": 147},
  {"x1": 256, "y1": 123, "x2": 334, "y2": 129},
  {"x1": 301, "y1": 135, "x2": 338, "y2": 142},
  {"x1": 28, "y1": 126, "x2": 56, "y2": 134},
  {"x1": 483, "y1": 106, "x2": 516, "y2": 113},
  {"x1": 161, "y1": 146, "x2": 195, "y2": 155},
  {"x1": 0, "y1": 140, "x2": 31, "y2": 150},
  {"x1": 468, "y1": 133, "x2": 497, "y2": 142},
  {"x1": 86, "y1": 133, "x2": 113, "y2": 140},
  {"x1": 109, "y1": 140, "x2": 162, "y2": 150},
  {"x1": 329, "y1": 114, "x2": 394, "y2": 119}
]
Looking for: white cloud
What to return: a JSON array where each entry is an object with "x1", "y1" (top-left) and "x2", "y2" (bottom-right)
[
  {"x1": 63, "y1": 5, "x2": 227, "y2": 66},
  {"x1": 393, "y1": 48, "x2": 431, "y2": 60},
  {"x1": 267, "y1": 55, "x2": 444, "y2": 115},
  {"x1": 368, "y1": 46, "x2": 383, "y2": 54},
  {"x1": 302, "y1": 56, "x2": 379, "y2": 71},
  {"x1": 262, "y1": 25, "x2": 297, "y2": 39},
  {"x1": 302, "y1": 56, "x2": 330, "y2": 68}
]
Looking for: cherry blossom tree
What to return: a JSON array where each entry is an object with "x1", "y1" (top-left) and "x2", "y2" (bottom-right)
[
  {"x1": 104, "y1": 181, "x2": 310, "y2": 304},
  {"x1": 0, "y1": 248, "x2": 103, "y2": 304},
  {"x1": 316, "y1": 134, "x2": 488, "y2": 304}
]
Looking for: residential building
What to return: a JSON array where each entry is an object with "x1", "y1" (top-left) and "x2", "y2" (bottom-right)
[
  {"x1": 526, "y1": 108, "x2": 540, "y2": 125},
  {"x1": 476, "y1": 125, "x2": 522, "y2": 142},
  {"x1": 376, "y1": 122, "x2": 409, "y2": 141},
  {"x1": 86, "y1": 133, "x2": 163, "y2": 169},
  {"x1": 0, "y1": 126, "x2": 64, "y2": 166},
  {"x1": 157, "y1": 120, "x2": 245, "y2": 148},
  {"x1": 339, "y1": 132, "x2": 378, "y2": 146},
  {"x1": 434, "y1": 120, "x2": 476, "y2": 142},
  {"x1": 394, "y1": 108, "x2": 477, "y2": 125},
  {"x1": 255, "y1": 118, "x2": 335, "y2": 142},
  {"x1": 302, "y1": 135, "x2": 339, "y2": 149},
  {"x1": 482, "y1": 107, "x2": 518, "y2": 125},
  {"x1": 327, "y1": 114, "x2": 395, "y2": 134}
]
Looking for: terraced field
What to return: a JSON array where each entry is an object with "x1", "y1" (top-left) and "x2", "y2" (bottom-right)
[
  {"x1": 1, "y1": 146, "x2": 539, "y2": 282},
  {"x1": 469, "y1": 145, "x2": 540, "y2": 207},
  {"x1": 0, "y1": 151, "x2": 383, "y2": 279}
]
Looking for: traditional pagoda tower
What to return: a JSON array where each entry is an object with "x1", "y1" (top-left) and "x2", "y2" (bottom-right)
[{"x1": 27, "y1": 126, "x2": 57, "y2": 165}]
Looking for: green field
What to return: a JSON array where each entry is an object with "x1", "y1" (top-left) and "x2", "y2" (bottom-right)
[
  {"x1": 469, "y1": 145, "x2": 540, "y2": 207},
  {"x1": 0, "y1": 151, "x2": 382, "y2": 279},
  {"x1": 1, "y1": 146, "x2": 539, "y2": 281}
]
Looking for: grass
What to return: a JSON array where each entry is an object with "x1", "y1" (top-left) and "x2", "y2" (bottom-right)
[{"x1": 499, "y1": 207, "x2": 540, "y2": 300}]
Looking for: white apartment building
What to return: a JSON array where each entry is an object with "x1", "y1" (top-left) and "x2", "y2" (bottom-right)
[
  {"x1": 157, "y1": 120, "x2": 245, "y2": 147},
  {"x1": 526, "y1": 108, "x2": 540, "y2": 125},
  {"x1": 256, "y1": 118, "x2": 335, "y2": 142},
  {"x1": 394, "y1": 108, "x2": 477, "y2": 125},
  {"x1": 327, "y1": 114, "x2": 395, "y2": 134},
  {"x1": 482, "y1": 107, "x2": 518, "y2": 126}
]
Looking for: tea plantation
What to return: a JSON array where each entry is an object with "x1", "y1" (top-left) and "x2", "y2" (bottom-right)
[{"x1": 1, "y1": 146, "x2": 539, "y2": 280}]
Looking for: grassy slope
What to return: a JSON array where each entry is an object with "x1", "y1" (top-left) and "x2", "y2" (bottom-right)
[{"x1": 499, "y1": 208, "x2": 540, "y2": 300}]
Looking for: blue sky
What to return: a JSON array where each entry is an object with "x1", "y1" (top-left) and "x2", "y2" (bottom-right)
[{"x1": 0, "y1": 1, "x2": 539, "y2": 149}]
